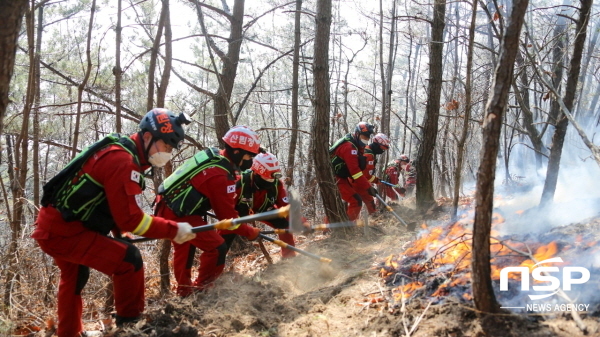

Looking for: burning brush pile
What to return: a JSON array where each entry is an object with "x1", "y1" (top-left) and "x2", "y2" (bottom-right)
[{"x1": 379, "y1": 206, "x2": 600, "y2": 314}]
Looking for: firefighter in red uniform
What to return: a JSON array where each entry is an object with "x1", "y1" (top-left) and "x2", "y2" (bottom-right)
[
  {"x1": 329, "y1": 122, "x2": 378, "y2": 221},
  {"x1": 155, "y1": 126, "x2": 262, "y2": 297},
  {"x1": 32, "y1": 108, "x2": 196, "y2": 337},
  {"x1": 382, "y1": 154, "x2": 413, "y2": 200},
  {"x1": 383, "y1": 159, "x2": 405, "y2": 201},
  {"x1": 221, "y1": 152, "x2": 297, "y2": 258},
  {"x1": 360, "y1": 133, "x2": 390, "y2": 185},
  {"x1": 399, "y1": 155, "x2": 417, "y2": 195}
]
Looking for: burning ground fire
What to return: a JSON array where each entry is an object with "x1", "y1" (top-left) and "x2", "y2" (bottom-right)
[{"x1": 379, "y1": 207, "x2": 600, "y2": 313}]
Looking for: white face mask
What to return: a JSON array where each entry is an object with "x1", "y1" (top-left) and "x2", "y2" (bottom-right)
[
  {"x1": 148, "y1": 152, "x2": 172, "y2": 168},
  {"x1": 361, "y1": 138, "x2": 370, "y2": 145}
]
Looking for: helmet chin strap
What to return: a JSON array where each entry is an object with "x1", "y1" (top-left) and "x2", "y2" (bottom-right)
[{"x1": 141, "y1": 132, "x2": 157, "y2": 176}]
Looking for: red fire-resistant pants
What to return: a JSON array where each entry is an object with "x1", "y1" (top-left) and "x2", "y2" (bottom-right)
[
  {"x1": 156, "y1": 205, "x2": 227, "y2": 297},
  {"x1": 33, "y1": 228, "x2": 144, "y2": 337},
  {"x1": 277, "y1": 232, "x2": 297, "y2": 258},
  {"x1": 336, "y1": 177, "x2": 376, "y2": 221}
]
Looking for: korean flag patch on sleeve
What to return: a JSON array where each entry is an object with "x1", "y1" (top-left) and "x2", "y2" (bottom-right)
[
  {"x1": 227, "y1": 185, "x2": 236, "y2": 193},
  {"x1": 131, "y1": 170, "x2": 141, "y2": 183},
  {"x1": 351, "y1": 150, "x2": 357, "y2": 155}
]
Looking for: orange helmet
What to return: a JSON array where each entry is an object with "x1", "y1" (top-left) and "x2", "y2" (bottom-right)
[
  {"x1": 222, "y1": 126, "x2": 261, "y2": 154},
  {"x1": 251, "y1": 152, "x2": 282, "y2": 180}
]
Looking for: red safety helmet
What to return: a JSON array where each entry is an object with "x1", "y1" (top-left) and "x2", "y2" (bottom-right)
[
  {"x1": 372, "y1": 133, "x2": 390, "y2": 150},
  {"x1": 222, "y1": 126, "x2": 261, "y2": 154},
  {"x1": 398, "y1": 154, "x2": 410, "y2": 163},
  {"x1": 251, "y1": 152, "x2": 282, "y2": 180}
]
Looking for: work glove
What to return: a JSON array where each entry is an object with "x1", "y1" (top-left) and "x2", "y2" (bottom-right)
[
  {"x1": 227, "y1": 222, "x2": 241, "y2": 231},
  {"x1": 173, "y1": 222, "x2": 195, "y2": 244},
  {"x1": 367, "y1": 186, "x2": 378, "y2": 196},
  {"x1": 399, "y1": 187, "x2": 407, "y2": 197},
  {"x1": 247, "y1": 227, "x2": 261, "y2": 241}
]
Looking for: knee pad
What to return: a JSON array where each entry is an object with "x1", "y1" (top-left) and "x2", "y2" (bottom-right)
[
  {"x1": 186, "y1": 245, "x2": 197, "y2": 269},
  {"x1": 123, "y1": 243, "x2": 143, "y2": 272},
  {"x1": 221, "y1": 234, "x2": 237, "y2": 249},
  {"x1": 352, "y1": 193, "x2": 363, "y2": 207},
  {"x1": 75, "y1": 265, "x2": 90, "y2": 295},
  {"x1": 216, "y1": 242, "x2": 228, "y2": 266}
]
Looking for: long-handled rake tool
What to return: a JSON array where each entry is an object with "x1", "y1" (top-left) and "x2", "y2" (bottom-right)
[
  {"x1": 257, "y1": 233, "x2": 331, "y2": 262},
  {"x1": 260, "y1": 220, "x2": 364, "y2": 235},
  {"x1": 254, "y1": 188, "x2": 332, "y2": 262},
  {"x1": 379, "y1": 180, "x2": 398, "y2": 188},
  {"x1": 126, "y1": 189, "x2": 334, "y2": 263},
  {"x1": 373, "y1": 193, "x2": 416, "y2": 231},
  {"x1": 125, "y1": 204, "x2": 292, "y2": 244}
]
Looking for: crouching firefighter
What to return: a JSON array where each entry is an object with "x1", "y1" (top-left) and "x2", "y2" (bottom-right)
[
  {"x1": 221, "y1": 151, "x2": 297, "y2": 259},
  {"x1": 32, "y1": 108, "x2": 196, "y2": 337},
  {"x1": 154, "y1": 125, "x2": 262, "y2": 297},
  {"x1": 329, "y1": 122, "x2": 378, "y2": 221}
]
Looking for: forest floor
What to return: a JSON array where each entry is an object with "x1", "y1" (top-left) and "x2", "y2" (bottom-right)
[{"x1": 27, "y1": 196, "x2": 600, "y2": 337}]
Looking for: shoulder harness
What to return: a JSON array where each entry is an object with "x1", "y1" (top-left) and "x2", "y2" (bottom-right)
[
  {"x1": 158, "y1": 147, "x2": 235, "y2": 217},
  {"x1": 41, "y1": 133, "x2": 142, "y2": 234}
]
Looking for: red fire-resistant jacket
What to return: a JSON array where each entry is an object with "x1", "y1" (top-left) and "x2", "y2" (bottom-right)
[
  {"x1": 232, "y1": 172, "x2": 296, "y2": 258},
  {"x1": 236, "y1": 177, "x2": 288, "y2": 213},
  {"x1": 403, "y1": 163, "x2": 417, "y2": 186},
  {"x1": 362, "y1": 147, "x2": 379, "y2": 184},
  {"x1": 202, "y1": 150, "x2": 257, "y2": 238},
  {"x1": 383, "y1": 164, "x2": 404, "y2": 198},
  {"x1": 34, "y1": 132, "x2": 179, "y2": 239},
  {"x1": 332, "y1": 141, "x2": 372, "y2": 191}
]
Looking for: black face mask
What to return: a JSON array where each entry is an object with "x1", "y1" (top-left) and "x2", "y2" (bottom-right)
[
  {"x1": 370, "y1": 143, "x2": 385, "y2": 155},
  {"x1": 240, "y1": 159, "x2": 253, "y2": 171},
  {"x1": 254, "y1": 175, "x2": 275, "y2": 189}
]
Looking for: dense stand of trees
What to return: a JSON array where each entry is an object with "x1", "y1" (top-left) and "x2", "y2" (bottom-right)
[{"x1": 0, "y1": 0, "x2": 599, "y2": 321}]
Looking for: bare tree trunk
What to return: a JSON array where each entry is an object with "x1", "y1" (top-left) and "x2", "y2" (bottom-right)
[
  {"x1": 415, "y1": 0, "x2": 445, "y2": 212},
  {"x1": 216, "y1": 0, "x2": 244, "y2": 140},
  {"x1": 286, "y1": 0, "x2": 302, "y2": 187},
  {"x1": 3, "y1": 0, "x2": 35, "y2": 311},
  {"x1": 382, "y1": 0, "x2": 397, "y2": 137},
  {"x1": 378, "y1": 0, "x2": 385, "y2": 128},
  {"x1": 513, "y1": 50, "x2": 545, "y2": 172},
  {"x1": 152, "y1": 0, "x2": 174, "y2": 295},
  {"x1": 156, "y1": 0, "x2": 171, "y2": 108},
  {"x1": 452, "y1": 0, "x2": 477, "y2": 219},
  {"x1": 312, "y1": 0, "x2": 346, "y2": 224},
  {"x1": 540, "y1": 0, "x2": 591, "y2": 207},
  {"x1": 33, "y1": 3, "x2": 43, "y2": 211},
  {"x1": 146, "y1": 0, "x2": 166, "y2": 111},
  {"x1": 115, "y1": 0, "x2": 122, "y2": 132},
  {"x1": 0, "y1": 0, "x2": 28, "y2": 136},
  {"x1": 575, "y1": 21, "x2": 598, "y2": 119},
  {"x1": 472, "y1": 0, "x2": 528, "y2": 313},
  {"x1": 71, "y1": 0, "x2": 96, "y2": 159}
]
